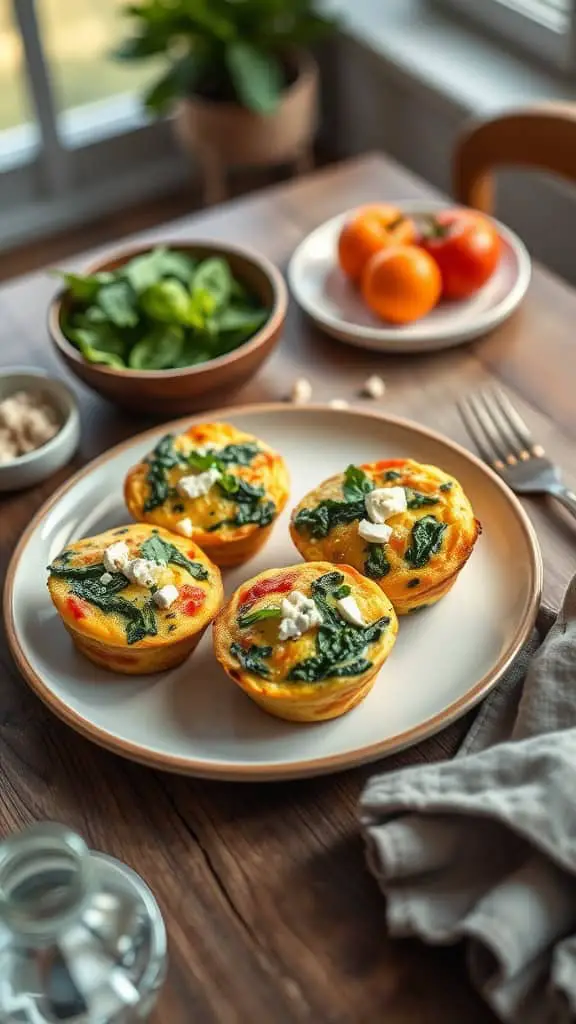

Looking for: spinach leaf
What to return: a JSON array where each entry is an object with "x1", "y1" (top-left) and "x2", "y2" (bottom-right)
[
  {"x1": 293, "y1": 498, "x2": 366, "y2": 539},
  {"x1": 48, "y1": 561, "x2": 108, "y2": 582},
  {"x1": 233, "y1": 500, "x2": 275, "y2": 528},
  {"x1": 216, "y1": 306, "x2": 268, "y2": 339},
  {"x1": 55, "y1": 270, "x2": 114, "y2": 302},
  {"x1": 364, "y1": 545, "x2": 390, "y2": 579},
  {"x1": 141, "y1": 279, "x2": 194, "y2": 325},
  {"x1": 343, "y1": 464, "x2": 374, "y2": 502},
  {"x1": 139, "y1": 534, "x2": 208, "y2": 580},
  {"x1": 230, "y1": 642, "x2": 272, "y2": 678},
  {"x1": 440, "y1": 482, "x2": 453, "y2": 492},
  {"x1": 128, "y1": 325, "x2": 184, "y2": 370},
  {"x1": 219, "y1": 477, "x2": 265, "y2": 503},
  {"x1": 238, "y1": 606, "x2": 282, "y2": 629},
  {"x1": 144, "y1": 434, "x2": 187, "y2": 512},
  {"x1": 122, "y1": 247, "x2": 197, "y2": 292},
  {"x1": 70, "y1": 579, "x2": 157, "y2": 645},
  {"x1": 404, "y1": 488, "x2": 440, "y2": 510},
  {"x1": 333, "y1": 584, "x2": 351, "y2": 600},
  {"x1": 66, "y1": 328, "x2": 127, "y2": 370},
  {"x1": 218, "y1": 442, "x2": 261, "y2": 466},
  {"x1": 384, "y1": 470, "x2": 402, "y2": 481},
  {"x1": 312, "y1": 571, "x2": 346, "y2": 594},
  {"x1": 97, "y1": 281, "x2": 138, "y2": 328},
  {"x1": 193, "y1": 258, "x2": 231, "y2": 312},
  {"x1": 405, "y1": 515, "x2": 447, "y2": 568}
]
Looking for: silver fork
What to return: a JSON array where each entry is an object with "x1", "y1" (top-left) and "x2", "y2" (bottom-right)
[{"x1": 458, "y1": 388, "x2": 576, "y2": 520}]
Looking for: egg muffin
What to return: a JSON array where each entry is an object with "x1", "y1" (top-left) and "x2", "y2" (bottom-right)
[
  {"x1": 213, "y1": 562, "x2": 398, "y2": 723},
  {"x1": 290, "y1": 459, "x2": 480, "y2": 615},
  {"x1": 124, "y1": 422, "x2": 289, "y2": 568},
  {"x1": 47, "y1": 523, "x2": 223, "y2": 675}
]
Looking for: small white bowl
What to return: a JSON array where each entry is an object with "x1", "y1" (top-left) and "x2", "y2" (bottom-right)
[{"x1": 0, "y1": 367, "x2": 80, "y2": 492}]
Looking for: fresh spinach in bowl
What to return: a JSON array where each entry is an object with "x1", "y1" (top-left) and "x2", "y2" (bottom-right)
[{"x1": 56, "y1": 247, "x2": 270, "y2": 372}]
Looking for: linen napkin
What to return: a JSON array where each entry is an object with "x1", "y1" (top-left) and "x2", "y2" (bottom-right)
[{"x1": 361, "y1": 576, "x2": 576, "y2": 1024}]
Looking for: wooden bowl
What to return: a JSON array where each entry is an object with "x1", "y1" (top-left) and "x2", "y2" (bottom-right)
[{"x1": 48, "y1": 240, "x2": 288, "y2": 416}]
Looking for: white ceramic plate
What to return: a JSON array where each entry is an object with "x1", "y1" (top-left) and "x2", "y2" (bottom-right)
[
  {"x1": 5, "y1": 405, "x2": 541, "y2": 781},
  {"x1": 288, "y1": 201, "x2": 532, "y2": 353}
]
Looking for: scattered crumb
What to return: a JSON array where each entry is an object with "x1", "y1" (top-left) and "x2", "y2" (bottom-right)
[
  {"x1": 361, "y1": 374, "x2": 386, "y2": 399},
  {"x1": 329, "y1": 398, "x2": 349, "y2": 410},
  {"x1": 0, "y1": 390, "x2": 60, "y2": 463},
  {"x1": 290, "y1": 378, "x2": 313, "y2": 405}
]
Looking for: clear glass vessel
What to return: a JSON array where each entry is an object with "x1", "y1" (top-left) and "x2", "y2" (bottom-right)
[{"x1": 0, "y1": 822, "x2": 167, "y2": 1022}]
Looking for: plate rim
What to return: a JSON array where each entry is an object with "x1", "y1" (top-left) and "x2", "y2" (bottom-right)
[
  {"x1": 287, "y1": 200, "x2": 532, "y2": 348},
  {"x1": 4, "y1": 402, "x2": 543, "y2": 781}
]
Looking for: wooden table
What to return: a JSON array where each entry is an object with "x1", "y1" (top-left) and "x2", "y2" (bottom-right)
[{"x1": 1, "y1": 153, "x2": 575, "y2": 1022}]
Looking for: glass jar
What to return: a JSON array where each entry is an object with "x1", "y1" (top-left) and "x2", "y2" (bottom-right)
[{"x1": 0, "y1": 822, "x2": 167, "y2": 1022}]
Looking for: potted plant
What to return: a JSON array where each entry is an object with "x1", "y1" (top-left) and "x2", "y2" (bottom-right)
[{"x1": 114, "y1": 0, "x2": 337, "y2": 203}]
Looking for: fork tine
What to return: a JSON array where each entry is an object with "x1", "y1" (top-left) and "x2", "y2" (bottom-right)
[
  {"x1": 458, "y1": 396, "x2": 505, "y2": 469},
  {"x1": 467, "y1": 393, "x2": 511, "y2": 463},
  {"x1": 491, "y1": 388, "x2": 545, "y2": 458},
  {"x1": 478, "y1": 389, "x2": 523, "y2": 462}
]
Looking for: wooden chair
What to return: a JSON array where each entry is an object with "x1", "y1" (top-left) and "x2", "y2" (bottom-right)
[{"x1": 453, "y1": 103, "x2": 576, "y2": 214}]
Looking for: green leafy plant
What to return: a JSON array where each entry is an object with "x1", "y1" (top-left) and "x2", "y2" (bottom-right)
[
  {"x1": 114, "y1": 0, "x2": 337, "y2": 116},
  {"x1": 57, "y1": 248, "x2": 269, "y2": 374}
]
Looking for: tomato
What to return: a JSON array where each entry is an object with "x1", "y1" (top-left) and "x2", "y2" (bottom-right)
[
  {"x1": 239, "y1": 571, "x2": 297, "y2": 609},
  {"x1": 338, "y1": 205, "x2": 417, "y2": 283},
  {"x1": 361, "y1": 246, "x2": 441, "y2": 325},
  {"x1": 179, "y1": 585, "x2": 206, "y2": 617},
  {"x1": 419, "y1": 209, "x2": 501, "y2": 300},
  {"x1": 66, "y1": 597, "x2": 86, "y2": 621}
]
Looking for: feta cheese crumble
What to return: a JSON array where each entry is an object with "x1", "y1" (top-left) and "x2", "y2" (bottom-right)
[
  {"x1": 153, "y1": 584, "x2": 179, "y2": 610},
  {"x1": 125, "y1": 558, "x2": 162, "y2": 589},
  {"x1": 176, "y1": 517, "x2": 193, "y2": 537},
  {"x1": 99, "y1": 572, "x2": 113, "y2": 584},
  {"x1": 365, "y1": 486, "x2": 407, "y2": 524},
  {"x1": 103, "y1": 541, "x2": 130, "y2": 574},
  {"x1": 278, "y1": 590, "x2": 323, "y2": 641},
  {"x1": 336, "y1": 594, "x2": 366, "y2": 628},
  {"x1": 358, "y1": 519, "x2": 393, "y2": 544},
  {"x1": 177, "y1": 466, "x2": 221, "y2": 499}
]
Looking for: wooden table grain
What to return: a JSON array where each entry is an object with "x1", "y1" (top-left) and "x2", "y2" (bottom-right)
[{"x1": 1, "y1": 152, "x2": 574, "y2": 1023}]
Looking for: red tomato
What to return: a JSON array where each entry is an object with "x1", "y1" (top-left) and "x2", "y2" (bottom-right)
[
  {"x1": 239, "y1": 571, "x2": 297, "y2": 609},
  {"x1": 179, "y1": 585, "x2": 206, "y2": 617},
  {"x1": 419, "y1": 209, "x2": 501, "y2": 300},
  {"x1": 66, "y1": 597, "x2": 86, "y2": 621}
]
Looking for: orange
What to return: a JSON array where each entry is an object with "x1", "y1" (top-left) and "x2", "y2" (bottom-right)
[
  {"x1": 337, "y1": 205, "x2": 416, "y2": 283},
  {"x1": 361, "y1": 246, "x2": 442, "y2": 325}
]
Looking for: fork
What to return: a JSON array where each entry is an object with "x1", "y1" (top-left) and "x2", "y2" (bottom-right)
[{"x1": 458, "y1": 388, "x2": 576, "y2": 520}]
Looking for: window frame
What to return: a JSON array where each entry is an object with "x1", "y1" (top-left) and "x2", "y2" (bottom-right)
[
  {"x1": 438, "y1": 0, "x2": 576, "y2": 71},
  {"x1": 0, "y1": 0, "x2": 188, "y2": 253}
]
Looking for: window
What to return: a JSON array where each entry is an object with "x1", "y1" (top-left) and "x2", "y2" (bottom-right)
[
  {"x1": 440, "y1": 0, "x2": 576, "y2": 69},
  {"x1": 0, "y1": 1, "x2": 186, "y2": 251}
]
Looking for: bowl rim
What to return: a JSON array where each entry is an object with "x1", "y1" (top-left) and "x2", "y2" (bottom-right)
[
  {"x1": 0, "y1": 366, "x2": 80, "y2": 470},
  {"x1": 48, "y1": 238, "x2": 288, "y2": 380}
]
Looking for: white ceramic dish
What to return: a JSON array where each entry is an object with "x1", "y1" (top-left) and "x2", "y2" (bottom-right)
[
  {"x1": 0, "y1": 367, "x2": 80, "y2": 491},
  {"x1": 5, "y1": 405, "x2": 541, "y2": 781},
  {"x1": 288, "y1": 201, "x2": 532, "y2": 354}
]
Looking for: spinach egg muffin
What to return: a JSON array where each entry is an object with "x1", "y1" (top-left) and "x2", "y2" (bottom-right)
[
  {"x1": 290, "y1": 459, "x2": 480, "y2": 616},
  {"x1": 47, "y1": 524, "x2": 223, "y2": 674},
  {"x1": 124, "y1": 422, "x2": 289, "y2": 568},
  {"x1": 213, "y1": 562, "x2": 398, "y2": 723}
]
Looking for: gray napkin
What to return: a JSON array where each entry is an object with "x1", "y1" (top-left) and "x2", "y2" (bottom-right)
[{"x1": 361, "y1": 576, "x2": 576, "y2": 1024}]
